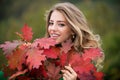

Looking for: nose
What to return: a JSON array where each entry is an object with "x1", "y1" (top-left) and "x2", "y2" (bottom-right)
[{"x1": 49, "y1": 23, "x2": 58, "y2": 31}]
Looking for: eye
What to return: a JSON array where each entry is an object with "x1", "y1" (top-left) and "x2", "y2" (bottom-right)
[
  {"x1": 49, "y1": 22, "x2": 53, "y2": 26},
  {"x1": 58, "y1": 23, "x2": 65, "y2": 27}
]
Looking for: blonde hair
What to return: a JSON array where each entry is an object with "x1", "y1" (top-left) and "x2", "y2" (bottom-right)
[
  {"x1": 45, "y1": 2, "x2": 104, "y2": 70},
  {"x1": 45, "y1": 2, "x2": 101, "y2": 50}
]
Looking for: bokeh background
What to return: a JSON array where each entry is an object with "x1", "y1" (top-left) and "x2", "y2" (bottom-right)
[{"x1": 0, "y1": 0, "x2": 120, "y2": 80}]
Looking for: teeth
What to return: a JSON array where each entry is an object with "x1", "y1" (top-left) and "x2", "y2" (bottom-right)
[
  {"x1": 51, "y1": 34, "x2": 59, "y2": 37},
  {"x1": 52, "y1": 34, "x2": 58, "y2": 36}
]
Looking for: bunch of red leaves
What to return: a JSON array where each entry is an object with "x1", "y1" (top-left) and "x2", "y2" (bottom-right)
[{"x1": 0, "y1": 24, "x2": 104, "y2": 80}]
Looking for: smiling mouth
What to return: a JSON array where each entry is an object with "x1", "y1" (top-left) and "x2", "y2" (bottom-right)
[{"x1": 50, "y1": 34, "x2": 60, "y2": 40}]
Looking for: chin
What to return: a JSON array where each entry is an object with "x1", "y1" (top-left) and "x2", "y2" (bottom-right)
[{"x1": 55, "y1": 40, "x2": 60, "y2": 44}]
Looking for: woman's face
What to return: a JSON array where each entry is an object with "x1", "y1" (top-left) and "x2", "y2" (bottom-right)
[{"x1": 48, "y1": 10, "x2": 73, "y2": 44}]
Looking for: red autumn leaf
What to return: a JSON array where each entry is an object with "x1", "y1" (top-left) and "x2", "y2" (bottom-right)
[
  {"x1": 21, "y1": 24, "x2": 33, "y2": 41},
  {"x1": 2, "y1": 65, "x2": 16, "y2": 77},
  {"x1": 26, "y1": 48, "x2": 46, "y2": 70},
  {"x1": 68, "y1": 53, "x2": 95, "y2": 74},
  {"x1": 43, "y1": 46, "x2": 60, "y2": 59},
  {"x1": 59, "y1": 52, "x2": 68, "y2": 67},
  {"x1": 28, "y1": 65, "x2": 48, "y2": 79},
  {"x1": 93, "y1": 71, "x2": 104, "y2": 80},
  {"x1": 82, "y1": 48, "x2": 103, "y2": 61},
  {"x1": 77, "y1": 72, "x2": 96, "y2": 80},
  {"x1": 31, "y1": 38, "x2": 56, "y2": 49},
  {"x1": 68, "y1": 51, "x2": 81, "y2": 65},
  {"x1": 61, "y1": 39, "x2": 73, "y2": 53},
  {"x1": 8, "y1": 48, "x2": 26, "y2": 70},
  {"x1": 0, "y1": 40, "x2": 23, "y2": 55},
  {"x1": 46, "y1": 63, "x2": 61, "y2": 80}
]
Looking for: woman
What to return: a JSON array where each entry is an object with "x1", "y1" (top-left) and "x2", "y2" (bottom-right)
[
  {"x1": 0, "y1": 2, "x2": 104, "y2": 80},
  {"x1": 45, "y1": 2, "x2": 104, "y2": 80}
]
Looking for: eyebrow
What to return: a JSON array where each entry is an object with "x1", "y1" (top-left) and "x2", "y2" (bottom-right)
[{"x1": 49, "y1": 20, "x2": 66, "y2": 23}]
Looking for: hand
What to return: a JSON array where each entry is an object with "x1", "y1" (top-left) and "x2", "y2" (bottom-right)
[{"x1": 61, "y1": 64, "x2": 77, "y2": 80}]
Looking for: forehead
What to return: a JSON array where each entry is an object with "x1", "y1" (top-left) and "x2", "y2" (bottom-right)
[{"x1": 50, "y1": 10, "x2": 66, "y2": 21}]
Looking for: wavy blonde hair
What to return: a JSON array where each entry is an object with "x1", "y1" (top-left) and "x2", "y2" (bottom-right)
[{"x1": 45, "y1": 2, "x2": 104, "y2": 70}]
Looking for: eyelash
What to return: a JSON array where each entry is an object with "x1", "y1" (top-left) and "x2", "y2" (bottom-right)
[
  {"x1": 49, "y1": 22, "x2": 65, "y2": 27},
  {"x1": 58, "y1": 23, "x2": 65, "y2": 27},
  {"x1": 49, "y1": 22, "x2": 53, "y2": 26}
]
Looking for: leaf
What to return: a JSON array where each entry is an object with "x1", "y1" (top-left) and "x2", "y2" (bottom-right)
[
  {"x1": 46, "y1": 63, "x2": 61, "y2": 80},
  {"x1": 61, "y1": 39, "x2": 73, "y2": 53},
  {"x1": 28, "y1": 65, "x2": 48, "y2": 79},
  {"x1": 93, "y1": 71, "x2": 104, "y2": 80},
  {"x1": 8, "y1": 48, "x2": 26, "y2": 70},
  {"x1": 68, "y1": 52, "x2": 95, "y2": 74},
  {"x1": 43, "y1": 46, "x2": 60, "y2": 59},
  {"x1": 2, "y1": 65, "x2": 17, "y2": 77},
  {"x1": 59, "y1": 52, "x2": 68, "y2": 67},
  {"x1": 0, "y1": 40, "x2": 23, "y2": 55},
  {"x1": 82, "y1": 48, "x2": 103, "y2": 61},
  {"x1": 77, "y1": 72, "x2": 96, "y2": 80},
  {"x1": 21, "y1": 24, "x2": 33, "y2": 41},
  {"x1": 31, "y1": 38, "x2": 56, "y2": 49},
  {"x1": 26, "y1": 48, "x2": 46, "y2": 70}
]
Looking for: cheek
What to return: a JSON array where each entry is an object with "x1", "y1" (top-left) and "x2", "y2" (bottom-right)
[
  {"x1": 47, "y1": 27, "x2": 50, "y2": 34},
  {"x1": 61, "y1": 29, "x2": 72, "y2": 39},
  {"x1": 64, "y1": 28, "x2": 72, "y2": 36},
  {"x1": 56, "y1": 29, "x2": 72, "y2": 43}
]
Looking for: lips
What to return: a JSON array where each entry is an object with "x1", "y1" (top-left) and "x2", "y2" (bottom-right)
[{"x1": 50, "y1": 34, "x2": 60, "y2": 40}]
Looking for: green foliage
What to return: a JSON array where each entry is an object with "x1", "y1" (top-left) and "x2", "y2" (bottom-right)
[{"x1": 102, "y1": 32, "x2": 120, "y2": 80}]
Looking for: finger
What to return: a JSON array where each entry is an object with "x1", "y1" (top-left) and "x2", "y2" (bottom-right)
[
  {"x1": 65, "y1": 66, "x2": 77, "y2": 76},
  {"x1": 65, "y1": 66, "x2": 75, "y2": 74},
  {"x1": 61, "y1": 70, "x2": 72, "y2": 77},
  {"x1": 63, "y1": 73, "x2": 70, "y2": 79},
  {"x1": 62, "y1": 69, "x2": 77, "y2": 80},
  {"x1": 69, "y1": 64, "x2": 71, "y2": 67}
]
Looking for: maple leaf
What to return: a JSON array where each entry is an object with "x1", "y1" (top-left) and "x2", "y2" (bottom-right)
[
  {"x1": 21, "y1": 24, "x2": 33, "y2": 42},
  {"x1": 59, "y1": 52, "x2": 68, "y2": 67},
  {"x1": 46, "y1": 63, "x2": 61, "y2": 80},
  {"x1": 93, "y1": 71, "x2": 104, "y2": 80},
  {"x1": 61, "y1": 39, "x2": 73, "y2": 53},
  {"x1": 68, "y1": 53, "x2": 95, "y2": 74},
  {"x1": 2, "y1": 65, "x2": 17, "y2": 77},
  {"x1": 31, "y1": 38, "x2": 56, "y2": 49},
  {"x1": 8, "y1": 48, "x2": 26, "y2": 70},
  {"x1": 26, "y1": 48, "x2": 46, "y2": 70},
  {"x1": 68, "y1": 51, "x2": 81, "y2": 65},
  {"x1": 0, "y1": 40, "x2": 23, "y2": 55},
  {"x1": 82, "y1": 48, "x2": 103, "y2": 61},
  {"x1": 77, "y1": 72, "x2": 96, "y2": 80},
  {"x1": 43, "y1": 46, "x2": 60, "y2": 59},
  {"x1": 28, "y1": 65, "x2": 48, "y2": 79}
]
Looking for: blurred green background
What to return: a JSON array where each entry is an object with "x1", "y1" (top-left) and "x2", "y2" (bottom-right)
[{"x1": 0, "y1": 0, "x2": 120, "y2": 80}]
